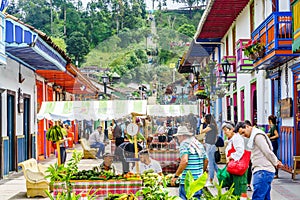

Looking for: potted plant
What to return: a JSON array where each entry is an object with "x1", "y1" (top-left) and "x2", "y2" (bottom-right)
[
  {"x1": 195, "y1": 90, "x2": 208, "y2": 100},
  {"x1": 253, "y1": 40, "x2": 265, "y2": 58},
  {"x1": 243, "y1": 39, "x2": 265, "y2": 60},
  {"x1": 44, "y1": 151, "x2": 99, "y2": 200}
]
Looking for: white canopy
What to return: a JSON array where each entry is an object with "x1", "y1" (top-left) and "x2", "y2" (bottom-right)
[
  {"x1": 146, "y1": 104, "x2": 198, "y2": 117},
  {"x1": 37, "y1": 100, "x2": 147, "y2": 120}
]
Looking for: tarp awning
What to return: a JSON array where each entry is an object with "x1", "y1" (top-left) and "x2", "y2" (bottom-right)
[
  {"x1": 37, "y1": 100, "x2": 147, "y2": 120},
  {"x1": 146, "y1": 105, "x2": 198, "y2": 117}
]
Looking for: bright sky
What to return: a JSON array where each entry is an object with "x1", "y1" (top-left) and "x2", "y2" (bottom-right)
[{"x1": 81, "y1": 0, "x2": 184, "y2": 10}]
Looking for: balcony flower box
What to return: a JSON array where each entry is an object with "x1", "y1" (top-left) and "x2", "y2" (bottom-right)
[{"x1": 243, "y1": 39, "x2": 265, "y2": 60}]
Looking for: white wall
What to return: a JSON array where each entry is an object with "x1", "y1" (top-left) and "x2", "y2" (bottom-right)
[
  {"x1": 237, "y1": 73, "x2": 251, "y2": 121},
  {"x1": 256, "y1": 70, "x2": 270, "y2": 125},
  {"x1": 0, "y1": 58, "x2": 36, "y2": 137},
  {"x1": 254, "y1": 0, "x2": 265, "y2": 29},
  {"x1": 236, "y1": 4, "x2": 251, "y2": 39},
  {"x1": 264, "y1": 0, "x2": 273, "y2": 18},
  {"x1": 279, "y1": 0, "x2": 291, "y2": 11}
]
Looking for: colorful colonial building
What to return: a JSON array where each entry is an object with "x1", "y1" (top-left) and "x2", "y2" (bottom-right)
[{"x1": 178, "y1": 0, "x2": 300, "y2": 172}]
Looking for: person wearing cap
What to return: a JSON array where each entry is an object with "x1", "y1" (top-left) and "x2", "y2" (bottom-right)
[
  {"x1": 89, "y1": 126, "x2": 105, "y2": 159},
  {"x1": 132, "y1": 149, "x2": 162, "y2": 175},
  {"x1": 171, "y1": 125, "x2": 208, "y2": 200},
  {"x1": 93, "y1": 153, "x2": 116, "y2": 174}
]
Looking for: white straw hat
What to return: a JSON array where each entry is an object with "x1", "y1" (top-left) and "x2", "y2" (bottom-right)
[{"x1": 173, "y1": 126, "x2": 193, "y2": 136}]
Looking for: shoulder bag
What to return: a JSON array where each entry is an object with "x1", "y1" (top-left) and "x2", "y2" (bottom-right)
[{"x1": 226, "y1": 145, "x2": 251, "y2": 176}]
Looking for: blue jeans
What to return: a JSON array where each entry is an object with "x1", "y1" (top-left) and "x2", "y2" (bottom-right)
[
  {"x1": 206, "y1": 143, "x2": 218, "y2": 180},
  {"x1": 252, "y1": 170, "x2": 274, "y2": 200},
  {"x1": 179, "y1": 184, "x2": 202, "y2": 200},
  {"x1": 60, "y1": 146, "x2": 67, "y2": 164},
  {"x1": 90, "y1": 142, "x2": 105, "y2": 158}
]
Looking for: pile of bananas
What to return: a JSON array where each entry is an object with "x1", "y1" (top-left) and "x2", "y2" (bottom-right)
[
  {"x1": 164, "y1": 174, "x2": 179, "y2": 187},
  {"x1": 105, "y1": 193, "x2": 137, "y2": 200},
  {"x1": 46, "y1": 125, "x2": 63, "y2": 142},
  {"x1": 140, "y1": 169, "x2": 161, "y2": 187}
]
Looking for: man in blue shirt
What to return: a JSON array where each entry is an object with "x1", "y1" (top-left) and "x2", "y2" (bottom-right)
[{"x1": 171, "y1": 126, "x2": 208, "y2": 200}]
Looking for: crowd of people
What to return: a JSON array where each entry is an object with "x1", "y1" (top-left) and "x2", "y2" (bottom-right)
[
  {"x1": 171, "y1": 114, "x2": 281, "y2": 200},
  {"x1": 78, "y1": 113, "x2": 282, "y2": 200}
]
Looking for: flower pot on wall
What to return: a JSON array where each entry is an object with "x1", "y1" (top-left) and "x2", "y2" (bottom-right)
[
  {"x1": 248, "y1": 53, "x2": 257, "y2": 61},
  {"x1": 256, "y1": 49, "x2": 265, "y2": 58}
]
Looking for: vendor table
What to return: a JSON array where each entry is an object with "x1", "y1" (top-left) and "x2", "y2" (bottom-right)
[
  {"x1": 53, "y1": 180, "x2": 143, "y2": 199},
  {"x1": 149, "y1": 149, "x2": 180, "y2": 174}
]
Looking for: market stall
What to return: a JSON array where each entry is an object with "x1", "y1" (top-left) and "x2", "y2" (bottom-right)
[
  {"x1": 53, "y1": 180, "x2": 143, "y2": 199},
  {"x1": 37, "y1": 100, "x2": 147, "y2": 166},
  {"x1": 37, "y1": 100, "x2": 147, "y2": 120},
  {"x1": 146, "y1": 104, "x2": 199, "y2": 174}
]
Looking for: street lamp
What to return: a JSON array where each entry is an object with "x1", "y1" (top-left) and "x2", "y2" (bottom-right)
[
  {"x1": 221, "y1": 59, "x2": 231, "y2": 82},
  {"x1": 102, "y1": 73, "x2": 109, "y2": 140}
]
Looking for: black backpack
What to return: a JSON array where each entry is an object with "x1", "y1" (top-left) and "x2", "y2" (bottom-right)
[{"x1": 215, "y1": 136, "x2": 224, "y2": 147}]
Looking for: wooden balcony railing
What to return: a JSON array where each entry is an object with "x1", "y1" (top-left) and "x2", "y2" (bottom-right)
[
  {"x1": 235, "y1": 39, "x2": 254, "y2": 73},
  {"x1": 251, "y1": 12, "x2": 297, "y2": 68}
]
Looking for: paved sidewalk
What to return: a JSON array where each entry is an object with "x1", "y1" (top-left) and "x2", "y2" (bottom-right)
[
  {"x1": 1, "y1": 144, "x2": 300, "y2": 199},
  {"x1": 207, "y1": 164, "x2": 300, "y2": 200}
]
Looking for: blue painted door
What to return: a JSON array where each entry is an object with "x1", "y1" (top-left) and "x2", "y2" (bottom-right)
[
  {"x1": 7, "y1": 94, "x2": 15, "y2": 171},
  {"x1": 23, "y1": 97, "x2": 30, "y2": 159}
]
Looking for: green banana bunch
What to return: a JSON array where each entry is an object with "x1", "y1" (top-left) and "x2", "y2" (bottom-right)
[{"x1": 46, "y1": 125, "x2": 63, "y2": 142}]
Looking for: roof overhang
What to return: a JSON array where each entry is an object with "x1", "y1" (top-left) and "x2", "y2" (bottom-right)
[
  {"x1": 5, "y1": 15, "x2": 68, "y2": 71},
  {"x1": 36, "y1": 64, "x2": 99, "y2": 95},
  {"x1": 178, "y1": 0, "x2": 249, "y2": 72},
  {"x1": 178, "y1": 39, "x2": 219, "y2": 73},
  {"x1": 194, "y1": 0, "x2": 249, "y2": 40}
]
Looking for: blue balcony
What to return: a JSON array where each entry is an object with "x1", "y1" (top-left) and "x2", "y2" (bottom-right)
[{"x1": 251, "y1": 12, "x2": 299, "y2": 69}]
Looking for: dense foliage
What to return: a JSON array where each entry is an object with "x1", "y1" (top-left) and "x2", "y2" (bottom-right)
[{"x1": 7, "y1": 0, "x2": 203, "y2": 86}]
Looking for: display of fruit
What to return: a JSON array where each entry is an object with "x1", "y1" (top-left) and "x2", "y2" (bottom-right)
[
  {"x1": 164, "y1": 174, "x2": 180, "y2": 187},
  {"x1": 70, "y1": 169, "x2": 143, "y2": 181},
  {"x1": 123, "y1": 172, "x2": 141, "y2": 180},
  {"x1": 46, "y1": 125, "x2": 63, "y2": 142},
  {"x1": 140, "y1": 169, "x2": 161, "y2": 187},
  {"x1": 105, "y1": 193, "x2": 137, "y2": 200}
]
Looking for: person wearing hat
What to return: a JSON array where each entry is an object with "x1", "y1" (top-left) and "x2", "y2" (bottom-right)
[
  {"x1": 89, "y1": 125, "x2": 105, "y2": 159},
  {"x1": 93, "y1": 153, "x2": 116, "y2": 174},
  {"x1": 132, "y1": 149, "x2": 162, "y2": 175},
  {"x1": 171, "y1": 125, "x2": 208, "y2": 200}
]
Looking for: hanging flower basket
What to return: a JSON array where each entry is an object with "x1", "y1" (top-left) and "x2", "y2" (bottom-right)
[
  {"x1": 243, "y1": 39, "x2": 265, "y2": 60},
  {"x1": 255, "y1": 48, "x2": 265, "y2": 58},
  {"x1": 195, "y1": 92, "x2": 208, "y2": 99},
  {"x1": 248, "y1": 53, "x2": 257, "y2": 60}
]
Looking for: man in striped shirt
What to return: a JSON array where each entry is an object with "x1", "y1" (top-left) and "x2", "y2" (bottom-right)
[{"x1": 171, "y1": 126, "x2": 208, "y2": 200}]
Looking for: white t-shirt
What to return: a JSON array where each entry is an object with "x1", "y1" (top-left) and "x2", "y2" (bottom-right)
[{"x1": 132, "y1": 158, "x2": 162, "y2": 174}]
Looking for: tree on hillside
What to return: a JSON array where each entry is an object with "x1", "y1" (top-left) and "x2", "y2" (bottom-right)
[
  {"x1": 177, "y1": 24, "x2": 196, "y2": 38},
  {"x1": 51, "y1": 37, "x2": 67, "y2": 52},
  {"x1": 17, "y1": 0, "x2": 52, "y2": 34},
  {"x1": 66, "y1": 31, "x2": 89, "y2": 66}
]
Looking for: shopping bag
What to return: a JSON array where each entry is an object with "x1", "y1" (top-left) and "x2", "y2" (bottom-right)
[
  {"x1": 227, "y1": 150, "x2": 251, "y2": 176},
  {"x1": 217, "y1": 165, "x2": 231, "y2": 188}
]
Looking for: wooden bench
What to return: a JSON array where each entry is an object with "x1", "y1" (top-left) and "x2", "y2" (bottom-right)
[
  {"x1": 18, "y1": 158, "x2": 49, "y2": 198},
  {"x1": 292, "y1": 156, "x2": 300, "y2": 180},
  {"x1": 79, "y1": 138, "x2": 97, "y2": 159}
]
